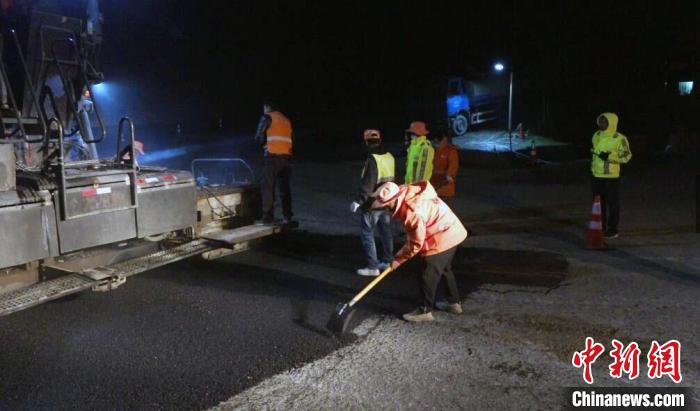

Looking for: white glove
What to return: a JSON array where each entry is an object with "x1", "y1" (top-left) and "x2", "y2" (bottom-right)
[{"x1": 350, "y1": 201, "x2": 360, "y2": 213}]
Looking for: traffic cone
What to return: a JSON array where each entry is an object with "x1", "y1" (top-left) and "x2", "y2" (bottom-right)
[
  {"x1": 528, "y1": 140, "x2": 538, "y2": 166},
  {"x1": 586, "y1": 195, "x2": 606, "y2": 250}
]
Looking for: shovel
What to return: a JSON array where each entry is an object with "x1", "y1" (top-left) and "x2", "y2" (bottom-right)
[{"x1": 326, "y1": 267, "x2": 394, "y2": 337}]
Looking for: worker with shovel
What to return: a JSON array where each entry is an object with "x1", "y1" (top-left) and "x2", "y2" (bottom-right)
[{"x1": 372, "y1": 181, "x2": 468, "y2": 322}]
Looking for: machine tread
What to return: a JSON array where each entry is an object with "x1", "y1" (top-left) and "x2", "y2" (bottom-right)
[{"x1": 0, "y1": 274, "x2": 95, "y2": 317}]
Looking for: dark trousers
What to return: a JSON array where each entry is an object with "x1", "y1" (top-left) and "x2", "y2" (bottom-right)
[
  {"x1": 360, "y1": 209, "x2": 393, "y2": 269},
  {"x1": 262, "y1": 154, "x2": 293, "y2": 220},
  {"x1": 419, "y1": 246, "x2": 460, "y2": 312},
  {"x1": 591, "y1": 177, "x2": 620, "y2": 233}
]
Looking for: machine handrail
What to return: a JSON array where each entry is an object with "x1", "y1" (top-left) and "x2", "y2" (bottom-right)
[
  {"x1": 49, "y1": 37, "x2": 106, "y2": 144},
  {"x1": 9, "y1": 29, "x2": 47, "y2": 143},
  {"x1": 191, "y1": 158, "x2": 255, "y2": 186},
  {"x1": 51, "y1": 117, "x2": 69, "y2": 220},
  {"x1": 0, "y1": 37, "x2": 28, "y2": 142},
  {"x1": 117, "y1": 117, "x2": 138, "y2": 223},
  {"x1": 116, "y1": 117, "x2": 136, "y2": 168}
]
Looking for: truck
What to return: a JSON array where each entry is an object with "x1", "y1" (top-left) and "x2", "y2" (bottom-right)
[
  {"x1": 0, "y1": 1, "x2": 290, "y2": 317},
  {"x1": 406, "y1": 73, "x2": 508, "y2": 136}
]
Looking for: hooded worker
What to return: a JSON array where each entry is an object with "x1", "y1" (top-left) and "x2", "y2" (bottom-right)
[
  {"x1": 372, "y1": 181, "x2": 468, "y2": 322},
  {"x1": 404, "y1": 121, "x2": 434, "y2": 184},
  {"x1": 590, "y1": 112, "x2": 632, "y2": 238}
]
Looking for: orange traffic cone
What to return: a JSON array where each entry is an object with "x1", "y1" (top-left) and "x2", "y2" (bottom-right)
[
  {"x1": 586, "y1": 195, "x2": 606, "y2": 250},
  {"x1": 528, "y1": 140, "x2": 538, "y2": 167}
]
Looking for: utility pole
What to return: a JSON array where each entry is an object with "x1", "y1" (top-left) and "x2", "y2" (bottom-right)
[{"x1": 508, "y1": 69, "x2": 514, "y2": 152}]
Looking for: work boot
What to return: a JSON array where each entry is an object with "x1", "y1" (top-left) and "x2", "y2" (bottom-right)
[
  {"x1": 255, "y1": 212, "x2": 275, "y2": 225},
  {"x1": 356, "y1": 268, "x2": 380, "y2": 277},
  {"x1": 402, "y1": 308, "x2": 434, "y2": 322},
  {"x1": 377, "y1": 262, "x2": 390, "y2": 271},
  {"x1": 604, "y1": 230, "x2": 619, "y2": 239},
  {"x1": 435, "y1": 301, "x2": 463, "y2": 314},
  {"x1": 255, "y1": 217, "x2": 275, "y2": 226}
]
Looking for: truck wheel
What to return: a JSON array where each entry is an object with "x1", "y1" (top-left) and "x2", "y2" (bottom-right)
[{"x1": 452, "y1": 113, "x2": 469, "y2": 136}]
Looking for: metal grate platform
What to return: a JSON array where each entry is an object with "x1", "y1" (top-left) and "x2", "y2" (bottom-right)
[
  {"x1": 0, "y1": 274, "x2": 96, "y2": 317},
  {"x1": 89, "y1": 239, "x2": 214, "y2": 279},
  {"x1": 0, "y1": 223, "x2": 292, "y2": 317},
  {"x1": 0, "y1": 241, "x2": 214, "y2": 317}
]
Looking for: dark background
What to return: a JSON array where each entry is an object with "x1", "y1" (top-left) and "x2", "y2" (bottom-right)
[{"x1": 5, "y1": 0, "x2": 700, "y2": 152}]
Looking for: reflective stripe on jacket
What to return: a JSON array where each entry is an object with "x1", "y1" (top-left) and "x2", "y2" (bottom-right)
[
  {"x1": 591, "y1": 113, "x2": 632, "y2": 178},
  {"x1": 266, "y1": 111, "x2": 293, "y2": 155},
  {"x1": 392, "y1": 181, "x2": 468, "y2": 266},
  {"x1": 405, "y1": 136, "x2": 434, "y2": 184}
]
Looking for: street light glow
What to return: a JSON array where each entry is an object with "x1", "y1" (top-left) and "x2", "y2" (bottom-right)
[
  {"x1": 92, "y1": 82, "x2": 107, "y2": 94},
  {"x1": 494, "y1": 63, "x2": 505, "y2": 72}
]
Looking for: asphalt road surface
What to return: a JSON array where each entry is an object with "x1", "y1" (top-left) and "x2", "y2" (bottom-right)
[
  {"x1": 0, "y1": 239, "x2": 348, "y2": 410},
  {"x1": 0, "y1": 229, "x2": 569, "y2": 410}
]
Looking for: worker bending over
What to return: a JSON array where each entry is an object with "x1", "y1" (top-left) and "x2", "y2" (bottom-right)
[
  {"x1": 350, "y1": 129, "x2": 395, "y2": 277},
  {"x1": 372, "y1": 181, "x2": 468, "y2": 322},
  {"x1": 590, "y1": 112, "x2": 632, "y2": 238},
  {"x1": 430, "y1": 128, "x2": 459, "y2": 209},
  {"x1": 254, "y1": 101, "x2": 294, "y2": 224},
  {"x1": 404, "y1": 121, "x2": 434, "y2": 184}
]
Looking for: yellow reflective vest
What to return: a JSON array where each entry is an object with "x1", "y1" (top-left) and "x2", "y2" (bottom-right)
[
  {"x1": 405, "y1": 136, "x2": 434, "y2": 184},
  {"x1": 368, "y1": 152, "x2": 395, "y2": 184}
]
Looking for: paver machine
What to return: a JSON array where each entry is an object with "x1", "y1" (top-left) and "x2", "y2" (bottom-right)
[{"x1": 0, "y1": 1, "x2": 287, "y2": 316}]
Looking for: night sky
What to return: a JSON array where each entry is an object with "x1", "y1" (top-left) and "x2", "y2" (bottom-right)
[{"x1": 10, "y1": 0, "x2": 700, "y2": 145}]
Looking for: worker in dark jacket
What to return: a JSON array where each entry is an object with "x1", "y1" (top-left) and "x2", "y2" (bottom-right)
[
  {"x1": 350, "y1": 129, "x2": 395, "y2": 277},
  {"x1": 254, "y1": 101, "x2": 293, "y2": 224}
]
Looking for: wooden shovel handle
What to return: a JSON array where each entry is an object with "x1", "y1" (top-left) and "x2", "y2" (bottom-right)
[{"x1": 348, "y1": 267, "x2": 394, "y2": 308}]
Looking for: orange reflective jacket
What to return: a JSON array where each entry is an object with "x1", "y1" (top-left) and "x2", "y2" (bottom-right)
[
  {"x1": 430, "y1": 142, "x2": 459, "y2": 197},
  {"x1": 266, "y1": 111, "x2": 293, "y2": 155},
  {"x1": 392, "y1": 181, "x2": 468, "y2": 265}
]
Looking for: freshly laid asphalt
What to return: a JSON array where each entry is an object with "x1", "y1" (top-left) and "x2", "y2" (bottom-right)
[
  {"x1": 0, "y1": 238, "x2": 351, "y2": 410},
  {"x1": 0, "y1": 230, "x2": 566, "y2": 410}
]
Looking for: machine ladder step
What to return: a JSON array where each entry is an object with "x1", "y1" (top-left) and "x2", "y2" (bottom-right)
[
  {"x1": 0, "y1": 274, "x2": 96, "y2": 317},
  {"x1": 83, "y1": 239, "x2": 214, "y2": 279},
  {"x1": 201, "y1": 224, "x2": 285, "y2": 244}
]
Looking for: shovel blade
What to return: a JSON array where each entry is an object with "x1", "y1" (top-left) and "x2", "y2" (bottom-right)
[{"x1": 326, "y1": 302, "x2": 356, "y2": 337}]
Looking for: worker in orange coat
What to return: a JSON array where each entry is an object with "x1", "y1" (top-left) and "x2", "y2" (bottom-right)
[
  {"x1": 371, "y1": 181, "x2": 468, "y2": 322},
  {"x1": 430, "y1": 129, "x2": 459, "y2": 208}
]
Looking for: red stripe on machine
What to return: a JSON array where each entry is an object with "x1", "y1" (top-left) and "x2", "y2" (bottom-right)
[{"x1": 82, "y1": 187, "x2": 112, "y2": 197}]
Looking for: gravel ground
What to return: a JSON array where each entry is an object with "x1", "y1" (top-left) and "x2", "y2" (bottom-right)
[{"x1": 214, "y1": 155, "x2": 699, "y2": 410}]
